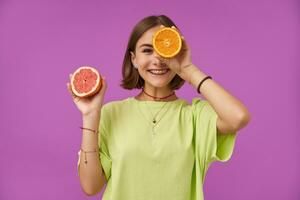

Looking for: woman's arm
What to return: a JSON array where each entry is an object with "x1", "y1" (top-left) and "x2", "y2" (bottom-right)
[
  {"x1": 78, "y1": 111, "x2": 106, "y2": 195},
  {"x1": 179, "y1": 64, "x2": 251, "y2": 134}
]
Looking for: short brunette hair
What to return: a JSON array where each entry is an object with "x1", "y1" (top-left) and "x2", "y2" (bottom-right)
[{"x1": 120, "y1": 15, "x2": 185, "y2": 90}]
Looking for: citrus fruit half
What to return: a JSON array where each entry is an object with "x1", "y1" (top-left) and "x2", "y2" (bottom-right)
[
  {"x1": 153, "y1": 27, "x2": 182, "y2": 58},
  {"x1": 70, "y1": 66, "x2": 102, "y2": 98}
]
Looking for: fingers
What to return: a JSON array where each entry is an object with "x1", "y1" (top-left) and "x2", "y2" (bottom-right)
[
  {"x1": 171, "y1": 25, "x2": 184, "y2": 39},
  {"x1": 160, "y1": 25, "x2": 185, "y2": 41},
  {"x1": 67, "y1": 74, "x2": 74, "y2": 96},
  {"x1": 99, "y1": 76, "x2": 107, "y2": 95},
  {"x1": 66, "y1": 82, "x2": 73, "y2": 96},
  {"x1": 180, "y1": 38, "x2": 187, "y2": 50},
  {"x1": 66, "y1": 74, "x2": 81, "y2": 103},
  {"x1": 66, "y1": 83, "x2": 81, "y2": 103}
]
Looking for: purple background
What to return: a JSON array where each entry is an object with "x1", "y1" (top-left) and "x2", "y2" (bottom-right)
[{"x1": 0, "y1": 0, "x2": 299, "y2": 199}]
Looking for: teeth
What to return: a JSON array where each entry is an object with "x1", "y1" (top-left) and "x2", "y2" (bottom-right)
[{"x1": 149, "y1": 69, "x2": 168, "y2": 75}]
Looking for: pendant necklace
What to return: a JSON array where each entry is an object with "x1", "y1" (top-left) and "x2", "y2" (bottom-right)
[
  {"x1": 139, "y1": 88, "x2": 176, "y2": 136},
  {"x1": 145, "y1": 101, "x2": 172, "y2": 136}
]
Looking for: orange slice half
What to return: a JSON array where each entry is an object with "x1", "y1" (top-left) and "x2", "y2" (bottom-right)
[{"x1": 153, "y1": 27, "x2": 182, "y2": 58}]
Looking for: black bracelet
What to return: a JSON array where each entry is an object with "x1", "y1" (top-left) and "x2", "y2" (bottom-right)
[{"x1": 197, "y1": 76, "x2": 212, "y2": 94}]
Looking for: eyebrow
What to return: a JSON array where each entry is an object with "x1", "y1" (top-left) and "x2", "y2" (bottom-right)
[{"x1": 139, "y1": 43, "x2": 153, "y2": 48}]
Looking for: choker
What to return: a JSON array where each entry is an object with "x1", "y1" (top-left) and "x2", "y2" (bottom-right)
[{"x1": 142, "y1": 88, "x2": 175, "y2": 101}]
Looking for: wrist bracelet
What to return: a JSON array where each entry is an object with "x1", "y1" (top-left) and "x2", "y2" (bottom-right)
[
  {"x1": 197, "y1": 76, "x2": 212, "y2": 94},
  {"x1": 79, "y1": 126, "x2": 99, "y2": 134},
  {"x1": 80, "y1": 148, "x2": 100, "y2": 164}
]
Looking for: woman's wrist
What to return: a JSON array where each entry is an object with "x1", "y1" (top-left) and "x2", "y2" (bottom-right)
[
  {"x1": 82, "y1": 111, "x2": 100, "y2": 129},
  {"x1": 188, "y1": 67, "x2": 208, "y2": 88},
  {"x1": 177, "y1": 64, "x2": 201, "y2": 84},
  {"x1": 82, "y1": 109, "x2": 101, "y2": 118},
  {"x1": 178, "y1": 64, "x2": 211, "y2": 93}
]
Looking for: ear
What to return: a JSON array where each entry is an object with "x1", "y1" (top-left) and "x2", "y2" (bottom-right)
[{"x1": 130, "y1": 51, "x2": 136, "y2": 65}]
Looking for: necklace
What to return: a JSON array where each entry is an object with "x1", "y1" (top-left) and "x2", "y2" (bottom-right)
[
  {"x1": 137, "y1": 100, "x2": 172, "y2": 136},
  {"x1": 142, "y1": 88, "x2": 175, "y2": 101},
  {"x1": 145, "y1": 100, "x2": 168, "y2": 124},
  {"x1": 135, "y1": 89, "x2": 176, "y2": 136}
]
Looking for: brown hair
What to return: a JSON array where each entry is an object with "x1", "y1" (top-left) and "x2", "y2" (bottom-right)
[{"x1": 120, "y1": 15, "x2": 185, "y2": 90}]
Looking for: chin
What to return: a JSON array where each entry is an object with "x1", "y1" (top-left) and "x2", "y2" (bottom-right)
[{"x1": 146, "y1": 80, "x2": 172, "y2": 88}]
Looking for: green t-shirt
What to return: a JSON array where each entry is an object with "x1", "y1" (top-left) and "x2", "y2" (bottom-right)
[{"x1": 77, "y1": 97, "x2": 237, "y2": 200}]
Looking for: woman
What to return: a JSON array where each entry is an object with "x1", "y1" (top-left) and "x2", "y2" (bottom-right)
[{"x1": 67, "y1": 15, "x2": 250, "y2": 200}]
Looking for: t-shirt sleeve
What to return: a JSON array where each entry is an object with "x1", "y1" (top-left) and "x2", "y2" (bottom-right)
[
  {"x1": 98, "y1": 114, "x2": 112, "y2": 181},
  {"x1": 76, "y1": 105, "x2": 112, "y2": 182},
  {"x1": 192, "y1": 98, "x2": 237, "y2": 174}
]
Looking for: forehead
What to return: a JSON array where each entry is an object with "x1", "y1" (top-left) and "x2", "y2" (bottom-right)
[{"x1": 136, "y1": 25, "x2": 161, "y2": 48}]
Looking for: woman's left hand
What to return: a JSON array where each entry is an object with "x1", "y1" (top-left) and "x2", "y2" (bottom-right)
[{"x1": 159, "y1": 26, "x2": 193, "y2": 75}]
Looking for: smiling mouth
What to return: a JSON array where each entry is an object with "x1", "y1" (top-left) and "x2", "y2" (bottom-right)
[{"x1": 147, "y1": 69, "x2": 170, "y2": 75}]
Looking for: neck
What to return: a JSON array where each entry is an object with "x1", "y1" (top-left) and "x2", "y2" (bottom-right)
[{"x1": 135, "y1": 85, "x2": 178, "y2": 102}]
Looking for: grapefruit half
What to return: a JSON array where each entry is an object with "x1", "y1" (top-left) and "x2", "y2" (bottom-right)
[{"x1": 70, "y1": 66, "x2": 102, "y2": 98}]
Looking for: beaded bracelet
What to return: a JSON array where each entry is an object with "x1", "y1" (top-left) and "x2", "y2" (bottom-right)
[
  {"x1": 197, "y1": 76, "x2": 212, "y2": 94},
  {"x1": 79, "y1": 126, "x2": 99, "y2": 134},
  {"x1": 80, "y1": 148, "x2": 99, "y2": 164}
]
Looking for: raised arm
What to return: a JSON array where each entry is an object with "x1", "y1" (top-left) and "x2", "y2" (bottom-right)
[{"x1": 179, "y1": 64, "x2": 251, "y2": 134}]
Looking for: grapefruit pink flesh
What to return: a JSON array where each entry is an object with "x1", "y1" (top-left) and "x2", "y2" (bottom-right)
[
  {"x1": 71, "y1": 66, "x2": 101, "y2": 98},
  {"x1": 73, "y1": 68, "x2": 98, "y2": 94}
]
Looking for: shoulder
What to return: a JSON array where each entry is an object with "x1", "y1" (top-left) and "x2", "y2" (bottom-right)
[
  {"x1": 191, "y1": 98, "x2": 212, "y2": 111},
  {"x1": 191, "y1": 97, "x2": 208, "y2": 106},
  {"x1": 101, "y1": 97, "x2": 132, "y2": 115},
  {"x1": 190, "y1": 98, "x2": 217, "y2": 121},
  {"x1": 99, "y1": 98, "x2": 131, "y2": 128},
  {"x1": 174, "y1": 98, "x2": 215, "y2": 119},
  {"x1": 174, "y1": 97, "x2": 209, "y2": 112}
]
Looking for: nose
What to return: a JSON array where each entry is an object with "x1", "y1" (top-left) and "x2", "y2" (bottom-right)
[{"x1": 152, "y1": 51, "x2": 164, "y2": 65}]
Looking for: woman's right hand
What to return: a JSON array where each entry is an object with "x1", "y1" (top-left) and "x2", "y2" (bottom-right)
[{"x1": 66, "y1": 74, "x2": 107, "y2": 116}]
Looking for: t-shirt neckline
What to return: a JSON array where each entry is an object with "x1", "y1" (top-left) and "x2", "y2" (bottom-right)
[{"x1": 129, "y1": 96, "x2": 183, "y2": 106}]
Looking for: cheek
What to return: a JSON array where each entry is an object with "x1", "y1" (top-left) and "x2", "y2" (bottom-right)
[{"x1": 136, "y1": 55, "x2": 151, "y2": 67}]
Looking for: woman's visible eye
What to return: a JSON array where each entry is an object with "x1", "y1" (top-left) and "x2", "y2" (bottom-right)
[{"x1": 142, "y1": 49, "x2": 152, "y2": 53}]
